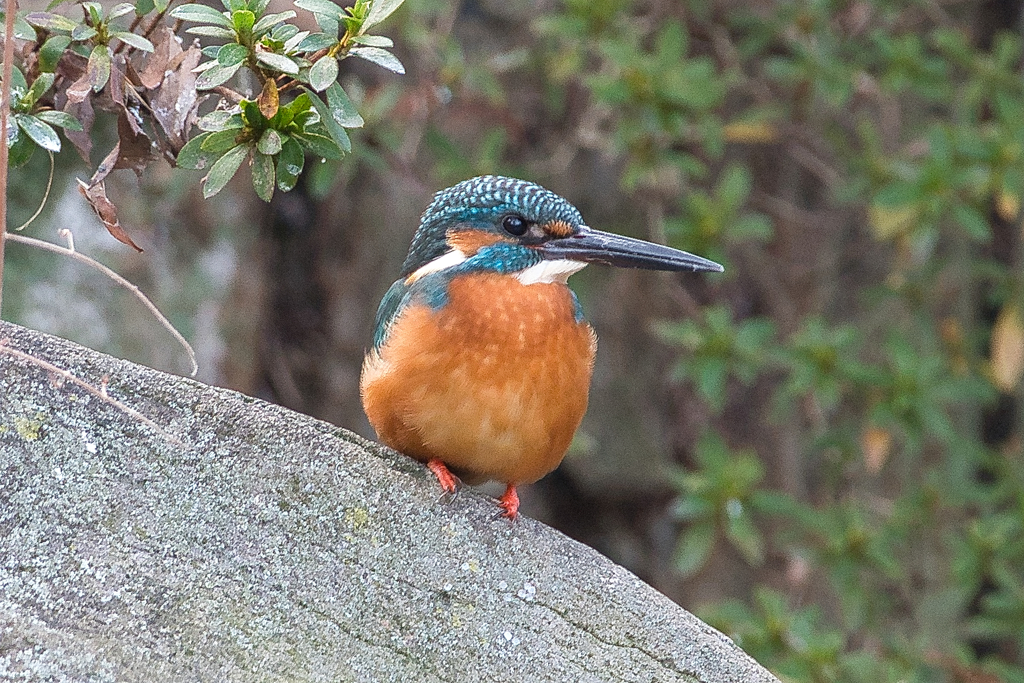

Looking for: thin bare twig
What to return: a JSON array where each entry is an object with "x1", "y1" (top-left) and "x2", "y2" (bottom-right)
[
  {"x1": 0, "y1": 0, "x2": 17, "y2": 315},
  {"x1": 13, "y1": 151, "x2": 55, "y2": 231},
  {"x1": 0, "y1": 340, "x2": 184, "y2": 446},
  {"x1": 5, "y1": 230, "x2": 199, "y2": 376}
]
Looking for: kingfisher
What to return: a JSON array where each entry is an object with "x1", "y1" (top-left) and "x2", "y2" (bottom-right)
[{"x1": 361, "y1": 176, "x2": 723, "y2": 519}]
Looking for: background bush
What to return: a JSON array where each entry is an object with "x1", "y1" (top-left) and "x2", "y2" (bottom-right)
[{"x1": 5, "y1": 0, "x2": 1024, "y2": 681}]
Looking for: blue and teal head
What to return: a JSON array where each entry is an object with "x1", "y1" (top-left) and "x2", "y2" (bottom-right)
[
  {"x1": 400, "y1": 175, "x2": 724, "y2": 281},
  {"x1": 372, "y1": 176, "x2": 723, "y2": 350}
]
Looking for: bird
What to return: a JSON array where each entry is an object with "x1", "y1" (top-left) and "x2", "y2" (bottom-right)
[{"x1": 360, "y1": 175, "x2": 723, "y2": 519}]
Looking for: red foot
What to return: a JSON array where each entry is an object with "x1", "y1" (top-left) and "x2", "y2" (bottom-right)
[
  {"x1": 498, "y1": 484, "x2": 520, "y2": 519},
  {"x1": 427, "y1": 459, "x2": 458, "y2": 493}
]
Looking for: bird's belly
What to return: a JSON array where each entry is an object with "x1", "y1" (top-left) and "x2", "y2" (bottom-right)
[{"x1": 361, "y1": 274, "x2": 597, "y2": 485}]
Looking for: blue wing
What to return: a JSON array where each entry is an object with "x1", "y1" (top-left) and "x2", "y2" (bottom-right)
[{"x1": 372, "y1": 278, "x2": 411, "y2": 351}]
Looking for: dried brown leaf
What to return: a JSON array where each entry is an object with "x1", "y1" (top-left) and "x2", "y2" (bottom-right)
[
  {"x1": 90, "y1": 141, "x2": 120, "y2": 186},
  {"x1": 66, "y1": 68, "x2": 93, "y2": 104},
  {"x1": 258, "y1": 77, "x2": 279, "y2": 119},
  {"x1": 139, "y1": 25, "x2": 180, "y2": 90},
  {"x1": 861, "y1": 426, "x2": 891, "y2": 475},
  {"x1": 115, "y1": 110, "x2": 156, "y2": 177},
  {"x1": 151, "y1": 44, "x2": 202, "y2": 152},
  {"x1": 77, "y1": 178, "x2": 143, "y2": 252},
  {"x1": 53, "y1": 52, "x2": 93, "y2": 161},
  {"x1": 991, "y1": 304, "x2": 1024, "y2": 392}
]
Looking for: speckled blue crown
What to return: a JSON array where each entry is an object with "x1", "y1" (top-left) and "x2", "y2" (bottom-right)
[{"x1": 400, "y1": 176, "x2": 584, "y2": 276}]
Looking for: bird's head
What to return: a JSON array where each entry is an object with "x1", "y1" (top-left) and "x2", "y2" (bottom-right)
[{"x1": 401, "y1": 175, "x2": 723, "y2": 284}]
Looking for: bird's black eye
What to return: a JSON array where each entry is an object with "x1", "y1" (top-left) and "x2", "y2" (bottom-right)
[{"x1": 501, "y1": 214, "x2": 529, "y2": 236}]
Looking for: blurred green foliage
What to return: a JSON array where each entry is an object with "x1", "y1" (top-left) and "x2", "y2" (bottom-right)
[{"x1": 516, "y1": 0, "x2": 1024, "y2": 680}]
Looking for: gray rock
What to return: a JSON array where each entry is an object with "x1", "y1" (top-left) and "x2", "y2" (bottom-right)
[{"x1": 0, "y1": 321, "x2": 778, "y2": 682}]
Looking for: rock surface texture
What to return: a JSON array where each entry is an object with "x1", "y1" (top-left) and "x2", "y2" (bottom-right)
[{"x1": 0, "y1": 321, "x2": 778, "y2": 682}]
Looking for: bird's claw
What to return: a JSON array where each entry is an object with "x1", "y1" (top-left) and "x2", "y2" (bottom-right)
[
  {"x1": 427, "y1": 459, "x2": 461, "y2": 505},
  {"x1": 495, "y1": 484, "x2": 519, "y2": 520}
]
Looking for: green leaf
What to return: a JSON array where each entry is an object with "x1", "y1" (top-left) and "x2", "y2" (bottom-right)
[
  {"x1": 953, "y1": 204, "x2": 990, "y2": 241},
  {"x1": 308, "y1": 55, "x2": 338, "y2": 92},
  {"x1": 135, "y1": 0, "x2": 155, "y2": 14},
  {"x1": 252, "y1": 10, "x2": 296, "y2": 35},
  {"x1": 200, "y1": 128, "x2": 244, "y2": 154},
  {"x1": 34, "y1": 110, "x2": 83, "y2": 131},
  {"x1": 0, "y1": 13, "x2": 37, "y2": 39},
  {"x1": 87, "y1": 44, "x2": 112, "y2": 92},
  {"x1": 203, "y1": 143, "x2": 250, "y2": 198},
  {"x1": 82, "y1": 2, "x2": 102, "y2": 23},
  {"x1": 362, "y1": 0, "x2": 403, "y2": 31},
  {"x1": 291, "y1": 131, "x2": 343, "y2": 159},
  {"x1": 8, "y1": 134, "x2": 36, "y2": 168},
  {"x1": 352, "y1": 34, "x2": 392, "y2": 47},
  {"x1": 10, "y1": 66, "x2": 26, "y2": 91},
  {"x1": 217, "y1": 43, "x2": 249, "y2": 67},
  {"x1": 25, "y1": 12, "x2": 78, "y2": 32},
  {"x1": 241, "y1": 98, "x2": 267, "y2": 126},
  {"x1": 195, "y1": 62, "x2": 243, "y2": 89},
  {"x1": 108, "y1": 2, "x2": 136, "y2": 19},
  {"x1": 251, "y1": 151, "x2": 276, "y2": 202},
  {"x1": 294, "y1": 0, "x2": 343, "y2": 19},
  {"x1": 71, "y1": 25, "x2": 98, "y2": 41},
  {"x1": 15, "y1": 114, "x2": 61, "y2": 152},
  {"x1": 186, "y1": 25, "x2": 237, "y2": 39},
  {"x1": 725, "y1": 507, "x2": 764, "y2": 565},
  {"x1": 349, "y1": 46, "x2": 404, "y2": 74},
  {"x1": 197, "y1": 110, "x2": 244, "y2": 131},
  {"x1": 153, "y1": 0, "x2": 169, "y2": 12},
  {"x1": 170, "y1": 4, "x2": 233, "y2": 27},
  {"x1": 176, "y1": 132, "x2": 216, "y2": 170},
  {"x1": 274, "y1": 23, "x2": 301, "y2": 43},
  {"x1": 674, "y1": 521, "x2": 716, "y2": 577},
  {"x1": 276, "y1": 136, "x2": 304, "y2": 191},
  {"x1": 254, "y1": 51, "x2": 299, "y2": 74},
  {"x1": 39, "y1": 35, "x2": 72, "y2": 72},
  {"x1": 231, "y1": 9, "x2": 255, "y2": 37},
  {"x1": 326, "y1": 82, "x2": 363, "y2": 127},
  {"x1": 27, "y1": 73, "x2": 57, "y2": 104},
  {"x1": 257, "y1": 128, "x2": 283, "y2": 155},
  {"x1": 112, "y1": 31, "x2": 155, "y2": 52},
  {"x1": 295, "y1": 32, "x2": 336, "y2": 52},
  {"x1": 303, "y1": 86, "x2": 351, "y2": 152},
  {"x1": 248, "y1": 0, "x2": 270, "y2": 14},
  {"x1": 314, "y1": 12, "x2": 338, "y2": 36}
]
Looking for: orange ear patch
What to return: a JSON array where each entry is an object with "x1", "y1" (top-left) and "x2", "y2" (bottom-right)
[
  {"x1": 543, "y1": 220, "x2": 575, "y2": 238},
  {"x1": 447, "y1": 229, "x2": 509, "y2": 255}
]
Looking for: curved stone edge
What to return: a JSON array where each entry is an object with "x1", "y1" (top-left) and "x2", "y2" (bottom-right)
[{"x1": 0, "y1": 320, "x2": 778, "y2": 683}]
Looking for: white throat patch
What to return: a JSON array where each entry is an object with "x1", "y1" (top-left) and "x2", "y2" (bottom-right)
[
  {"x1": 515, "y1": 259, "x2": 588, "y2": 285},
  {"x1": 406, "y1": 249, "x2": 468, "y2": 283}
]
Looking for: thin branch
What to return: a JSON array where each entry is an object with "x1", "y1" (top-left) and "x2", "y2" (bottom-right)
[
  {"x1": 13, "y1": 151, "x2": 54, "y2": 231},
  {"x1": 212, "y1": 85, "x2": 245, "y2": 105},
  {"x1": 0, "y1": 0, "x2": 17, "y2": 315},
  {"x1": 5, "y1": 230, "x2": 199, "y2": 377},
  {"x1": 0, "y1": 340, "x2": 184, "y2": 446}
]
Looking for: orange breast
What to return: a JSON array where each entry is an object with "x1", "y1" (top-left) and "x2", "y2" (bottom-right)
[{"x1": 360, "y1": 273, "x2": 597, "y2": 485}]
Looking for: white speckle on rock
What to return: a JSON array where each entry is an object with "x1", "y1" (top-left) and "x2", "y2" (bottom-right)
[{"x1": 517, "y1": 581, "x2": 536, "y2": 601}]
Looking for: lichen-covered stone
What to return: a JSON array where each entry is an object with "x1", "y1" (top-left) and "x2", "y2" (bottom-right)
[{"x1": 0, "y1": 321, "x2": 778, "y2": 683}]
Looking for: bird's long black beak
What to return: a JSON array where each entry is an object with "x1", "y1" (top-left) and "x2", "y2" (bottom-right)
[{"x1": 539, "y1": 226, "x2": 724, "y2": 273}]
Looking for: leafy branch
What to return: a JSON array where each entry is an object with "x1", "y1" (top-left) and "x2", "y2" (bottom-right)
[{"x1": 2, "y1": 0, "x2": 405, "y2": 252}]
